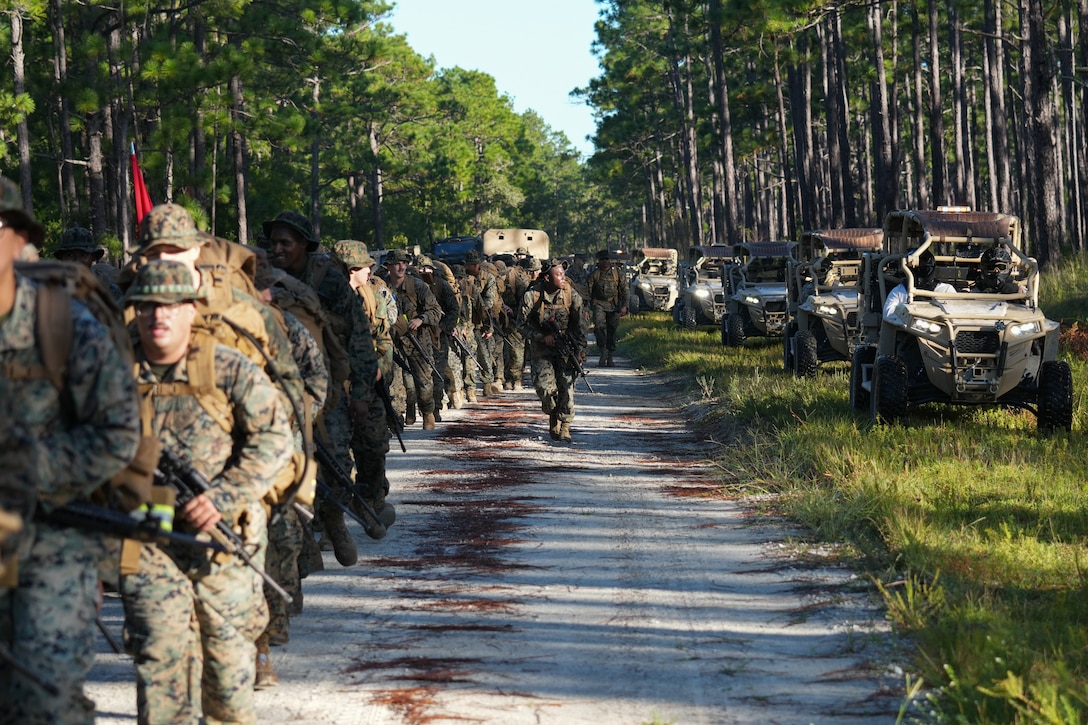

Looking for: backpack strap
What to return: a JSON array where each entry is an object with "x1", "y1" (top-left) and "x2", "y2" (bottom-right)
[
  {"x1": 137, "y1": 336, "x2": 233, "y2": 435},
  {"x1": 2, "y1": 285, "x2": 74, "y2": 393}
]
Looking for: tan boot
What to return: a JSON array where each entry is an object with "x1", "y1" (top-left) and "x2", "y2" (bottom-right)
[
  {"x1": 466, "y1": 387, "x2": 478, "y2": 403},
  {"x1": 559, "y1": 421, "x2": 572, "y2": 443},
  {"x1": 255, "y1": 636, "x2": 279, "y2": 690},
  {"x1": 451, "y1": 390, "x2": 464, "y2": 409},
  {"x1": 512, "y1": 380, "x2": 522, "y2": 391},
  {"x1": 422, "y1": 412, "x2": 436, "y2": 430},
  {"x1": 549, "y1": 412, "x2": 561, "y2": 441}
]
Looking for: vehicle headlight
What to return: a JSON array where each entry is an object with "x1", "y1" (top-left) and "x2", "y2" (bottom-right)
[
  {"x1": 1008, "y1": 321, "x2": 1041, "y2": 337},
  {"x1": 743, "y1": 295, "x2": 760, "y2": 305},
  {"x1": 639, "y1": 280, "x2": 652, "y2": 290},
  {"x1": 909, "y1": 318, "x2": 942, "y2": 335},
  {"x1": 815, "y1": 304, "x2": 838, "y2": 317},
  {"x1": 694, "y1": 288, "x2": 710, "y2": 299}
]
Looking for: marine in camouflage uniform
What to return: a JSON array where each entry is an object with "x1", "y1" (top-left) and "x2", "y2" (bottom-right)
[
  {"x1": 52, "y1": 225, "x2": 124, "y2": 304},
  {"x1": 384, "y1": 249, "x2": 442, "y2": 430},
  {"x1": 517, "y1": 258, "x2": 587, "y2": 444},
  {"x1": 587, "y1": 249, "x2": 628, "y2": 367},
  {"x1": 415, "y1": 255, "x2": 459, "y2": 418},
  {"x1": 265, "y1": 212, "x2": 379, "y2": 568},
  {"x1": 0, "y1": 177, "x2": 141, "y2": 725},
  {"x1": 333, "y1": 241, "x2": 397, "y2": 528},
  {"x1": 501, "y1": 250, "x2": 534, "y2": 390},
  {"x1": 449, "y1": 263, "x2": 478, "y2": 406},
  {"x1": 119, "y1": 260, "x2": 292, "y2": 725},
  {"x1": 463, "y1": 250, "x2": 498, "y2": 398}
]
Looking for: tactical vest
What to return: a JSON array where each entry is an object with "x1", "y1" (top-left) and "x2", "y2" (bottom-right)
[
  {"x1": 528, "y1": 285, "x2": 575, "y2": 333},
  {"x1": 590, "y1": 266, "x2": 622, "y2": 302}
]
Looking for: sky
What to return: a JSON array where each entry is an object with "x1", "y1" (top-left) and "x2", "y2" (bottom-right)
[{"x1": 387, "y1": 0, "x2": 603, "y2": 159}]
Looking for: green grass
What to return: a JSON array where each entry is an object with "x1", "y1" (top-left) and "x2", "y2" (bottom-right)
[{"x1": 618, "y1": 288, "x2": 1088, "y2": 723}]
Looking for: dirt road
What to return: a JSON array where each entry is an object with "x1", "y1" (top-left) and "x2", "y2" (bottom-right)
[{"x1": 89, "y1": 356, "x2": 902, "y2": 724}]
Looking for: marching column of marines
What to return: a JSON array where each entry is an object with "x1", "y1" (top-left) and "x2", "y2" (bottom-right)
[{"x1": 0, "y1": 173, "x2": 604, "y2": 723}]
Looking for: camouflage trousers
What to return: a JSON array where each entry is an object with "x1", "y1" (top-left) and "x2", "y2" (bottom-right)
[
  {"x1": 350, "y1": 388, "x2": 390, "y2": 510},
  {"x1": 0, "y1": 525, "x2": 104, "y2": 725},
  {"x1": 398, "y1": 342, "x2": 435, "y2": 415},
  {"x1": 315, "y1": 394, "x2": 354, "y2": 520},
  {"x1": 474, "y1": 329, "x2": 496, "y2": 385},
  {"x1": 530, "y1": 351, "x2": 577, "y2": 423},
  {"x1": 593, "y1": 305, "x2": 622, "y2": 353},
  {"x1": 490, "y1": 329, "x2": 505, "y2": 385},
  {"x1": 120, "y1": 508, "x2": 269, "y2": 725},
  {"x1": 453, "y1": 325, "x2": 477, "y2": 392},
  {"x1": 503, "y1": 327, "x2": 526, "y2": 385},
  {"x1": 263, "y1": 505, "x2": 303, "y2": 641},
  {"x1": 432, "y1": 334, "x2": 453, "y2": 409}
]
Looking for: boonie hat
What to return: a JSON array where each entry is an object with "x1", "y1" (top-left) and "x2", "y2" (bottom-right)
[
  {"x1": 131, "y1": 204, "x2": 203, "y2": 254},
  {"x1": 525, "y1": 257, "x2": 542, "y2": 272},
  {"x1": 515, "y1": 246, "x2": 530, "y2": 256},
  {"x1": 262, "y1": 211, "x2": 319, "y2": 252},
  {"x1": 596, "y1": 249, "x2": 610, "y2": 261},
  {"x1": 385, "y1": 249, "x2": 412, "y2": 264},
  {"x1": 125, "y1": 259, "x2": 204, "y2": 305},
  {"x1": 415, "y1": 255, "x2": 435, "y2": 270},
  {"x1": 463, "y1": 249, "x2": 482, "y2": 264},
  {"x1": 56, "y1": 226, "x2": 104, "y2": 260},
  {"x1": 333, "y1": 240, "x2": 376, "y2": 269},
  {"x1": 0, "y1": 175, "x2": 45, "y2": 247},
  {"x1": 544, "y1": 257, "x2": 568, "y2": 272}
]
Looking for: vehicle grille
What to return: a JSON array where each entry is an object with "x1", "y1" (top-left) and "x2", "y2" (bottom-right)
[
  {"x1": 846, "y1": 311, "x2": 858, "y2": 328},
  {"x1": 765, "y1": 301, "x2": 786, "y2": 313},
  {"x1": 653, "y1": 286, "x2": 670, "y2": 295},
  {"x1": 955, "y1": 330, "x2": 1000, "y2": 354},
  {"x1": 714, "y1": 293, "x2": 726, "y2": 304}
]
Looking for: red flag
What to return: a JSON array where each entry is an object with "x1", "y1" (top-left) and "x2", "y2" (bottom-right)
[{"x1": 130, "y1": 142, "x2": 153, "y2": 226}]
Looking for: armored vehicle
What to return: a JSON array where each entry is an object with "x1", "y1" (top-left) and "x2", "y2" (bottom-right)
[
  {"x1": 628, "y1": 247, "x2": 680, "y2": 313},
  {"x1": 850, "y1": 209, "x2": 1072, "y2": 432},
  {"x1": 783, "y1": 228, "x2": 884, "y2": 376},
  {"x1": 721, "y1": 241, "x2": 798, "y2": 347},
  {"x1": 673, "y1": 245, "x2": 732, "y2": 329}
]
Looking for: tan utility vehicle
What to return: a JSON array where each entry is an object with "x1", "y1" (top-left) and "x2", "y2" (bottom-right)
[
  {"x1": 850, "y1": 210, "x2": 1072, "y2": 432},
  {"x1": 721, "y1": 241, "x2": 797, "y2": 347},
  {"x1": 628, "y1": 247, "x2": 680, "y2": 313}
]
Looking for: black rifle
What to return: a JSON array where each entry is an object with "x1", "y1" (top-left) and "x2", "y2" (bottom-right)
[
  {"x1": 375, "y1": 378, "x2": 406, "y2": 452},
  {"x1": 542, "y1": 316, "x2": 594, "y2": 393},
  {"x1": 312, "y1": 438, "x2": 388, "y2": 540},
  {"x1": 156, "y1": 449, "x2": 293, "y2": 604},
  {"x1": 448, "y1": 329, "x2": 477, "y2": 369},
  {"x1": 488, "y1": 313, "x2": 516, "y2": 351},
  {"x1": 38, "y1": 500, "x2": 226, "y2": 554},
  {"x1": 0, "y1": 642, "x2": 59, "y2": 696},
  {"x1": 402, "y1": 331, "x2": 444, "y2": 380}
]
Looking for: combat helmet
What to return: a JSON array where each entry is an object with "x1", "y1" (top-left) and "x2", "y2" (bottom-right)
[
  {"x1": 263, "y1": 211, "x2": 319, "y2": 252},
  {"x1": 131, "y1": 203, "x2": 203, "y2": 254}
]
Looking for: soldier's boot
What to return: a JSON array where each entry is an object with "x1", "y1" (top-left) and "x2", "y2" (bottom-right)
[
  {"x1": 598, "y1": 354, "x2": 607, "y2": 368},
  {"x1": 322, "y1": 508, "x2": 358, "y2": 567},
  {"x1": 559, "y1": 421, "x2": 572, "y2": 443},
  {"x1": 433, "y1": 407, "x2": 442, "y2": 422},
  {"x1": 504, "y1": 380, "x2": 514, "y2": 391},
  {"x1": 317, "y1": 531, "x2": 334, "y2": 551},
  {"x1": 466, "y1": 387, "x2": 478, "y2": 403},
  {"x1": 403, "y1": 404, "x2": 416, "y2": 426},
  {"x1": 422, "y1": 412, "x2": 436, "y2": 430},
  {"x1": 288, "y1": 587, "x2": 303, "y2": 616},
  {"x1": 512, "y1": 380, "x2": 523, "y2": 391},
  {"x1": 451, "y1": 390, "x2": 465, "y2": 409},
  {"x1": 255, "y1": 635, "x2": 279, "y2": 690},
  {"x1": 549, "y1": 412, "x2": 561, "y2": 441},
  {"x1": 606, "y1": 351, "x2": 614, "y2": 367}
]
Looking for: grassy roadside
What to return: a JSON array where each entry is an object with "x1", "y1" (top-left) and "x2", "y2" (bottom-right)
[{"x1": 616, "y1": 265, "x2": 1088, "y2": 723}]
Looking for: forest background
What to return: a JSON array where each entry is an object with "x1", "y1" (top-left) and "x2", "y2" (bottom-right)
[{"x1": 0, "y1": 0, "x2": 1083, "y2": 269}]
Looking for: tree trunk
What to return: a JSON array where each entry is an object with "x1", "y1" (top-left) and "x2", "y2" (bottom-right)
[
  {"x1": 10, "y1": 11, "x2": 32, "y2": 216},
  {"x1": 928, "y1": 0, "x2": 947, "y2": 205},
  {"x1": 230, "y1": 74, "x2": 249, "y2": 242},
  {"x1": 708, "y1": 0, "x2": 739, "y2": 244},
  {"x1": 788, "y1": 37, "x2": 817, "y2": 232},
  {"x1": 911, "y1": 5, "x2": 930, "y2": 209},
  {"x1": 869, "y1": 2, "x2": 897, "y2": 220},
  {"x1": 1057, "y1": 8, "x2": 1081, "y2": 249},
  {"x1": 985, "y1": 0, "x2": 1012, "y2": 212},
  {"x1": 50, "y1": 0, "x2": 77, "y2": 220},
  {"x1": 1021, "y1": 0, "x2": 1062, "y2": 266},
  {"x1": 368, "y1": 121, "x2": 385, "y2": 248},
  {"x1": 772, "y1": 49, "x2": 797, "y2": 240}
]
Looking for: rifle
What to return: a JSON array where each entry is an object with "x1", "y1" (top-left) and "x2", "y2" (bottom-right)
[
  {"x1": 375, "y1": 378, "x2": 406, "y2": 452},
  {"x1": 401, "y1": 330, "x2": 444, "y2": 381},
  {"x1": 488, "y1": 313, "x2": 516, "y2": 351},
  {"x1": 312, "y1": 438, "x2": 388, "y2": 540},
  {"x1": 38, "y1": 500, "x2": 226, "y2": 554},
  {"x1": 156, "y1": 449, "x2": 293, "y2": 604},
  {"x1": 0, "y1": 642, "x2": 59, "y2": 696},
  {"x1": 542, "y1": 316, "x2": 594, "y2": 393},
  {"x1": 448, "y1": 329, "x2": 477, "y2": 369}
]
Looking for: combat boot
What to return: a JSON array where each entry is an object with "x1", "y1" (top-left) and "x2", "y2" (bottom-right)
[
  {"x1": 559, "y1": 421, "x2": 572, "y2": 443},
  {"x1": 466, "y1": 387, "x2": 478, "y2": 403},
  {"x1": 598, "y1": 354, "x2": 607, "y2": 367},
  {"x1": 512, "y1": 380, "x2": 523, "y2": 391},
  {"x1": 322, "y1": 508, "x2": 358, "y2": 567},
  {"x1": 451, "y1": 390, "x2": 464, "y2": 409},
  {"x1": 433, "y1": 408, "x2": 442, "y2": 422},
  {"x1": 300, "y1": 533, "x2": 324, "y2": 574},
  {"x1": 422, "y1": 412, "x2": 436, "y2": 430},
  {"x1": 504, "y1": 380, "x2": 514, "y2": 391},
  {"x1": 606, "y1": 351, "x2": 615, "y2": 367},
  {"x1": 549, "y1": 412, "x2": 561, "y2": 441},
  {"x1": 255, "y1": 635, "x2": 279, "y2": 690},
  {"x1": 403, "y1": 405, "x2": 416, "y2": 426}
]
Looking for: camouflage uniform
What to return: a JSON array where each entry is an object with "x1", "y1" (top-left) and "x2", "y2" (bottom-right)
[
  {"x1": 463, "y1": 250, "x2": 498, "y2": 397},
  {"x1": 53, "y1": 225, "x2": 124, "y2": 304},
  {"x1": 332, "y1": 241, "x2": 396, "y2": 526},
  {"x1": 517, "y1": 259, "x2": 587, "y2": 442},
  {"x1": 501, "y1": 257, "x2": 533, "y2": 389},
  {"x1": 385, "y1": 249, "x2": 442, "y2": 425},
  {"x1": 451, "y1": 264, "x2": 479, "y2": 404},
  {"x1": 119, "y1": 260, "x2": 292, "y2": 725},
  {"x1": 0, "y1": 179, "x2": 141, "y2": 725},
  {"x1": 262, "y1": 212, "x2": 379, "y2": 568},
  {"x1": 416, "y1": 255, "x2": 459, "y2": 415},
  {"x1": 588, "y1": 251, "x2": 627, "y2": 366}
]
